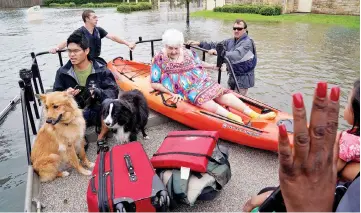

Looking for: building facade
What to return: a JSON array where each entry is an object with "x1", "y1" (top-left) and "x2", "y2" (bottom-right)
[{"x1": 205, "y1": 0, "x2": 360, "y2": 15}]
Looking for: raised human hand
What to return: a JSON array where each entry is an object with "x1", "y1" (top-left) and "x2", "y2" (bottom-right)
[{"x1": 278, "y1": 82, "x2": 340, "y2": 212}]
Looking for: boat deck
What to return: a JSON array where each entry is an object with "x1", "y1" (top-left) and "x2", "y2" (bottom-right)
[{"x1": 37, "y1": 111, "x2": 280, "y2": 212}]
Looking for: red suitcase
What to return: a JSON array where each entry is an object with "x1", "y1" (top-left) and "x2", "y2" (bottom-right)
[
  {"x1": 150, "y1": 131, "x2": 219, "y2": 173},
  {"x1": 87, "y1": 141, "x2": 169, "y2": 212}
]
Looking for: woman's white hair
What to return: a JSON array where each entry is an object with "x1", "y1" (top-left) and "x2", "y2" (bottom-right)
[{"x1": 162, "y1": 28, "x2": 184, "y2": 47}]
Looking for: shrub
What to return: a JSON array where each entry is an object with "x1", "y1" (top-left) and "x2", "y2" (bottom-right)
[
  {"x1": 213, "y1": 6, "x2": 222, "y2": 12},
  {"x1": 213, "y1": 4, "x2": 282, "y2": 16},
  {"x1": 49, "y1": 3, "x2": 61, "y2": 7},
  {"x1": 117, "y1": 4, "x2": 131, "y2": 12},
  {"x1": 274, "y1": 5, "x2": 283, "y2": 15},
  {"x1": 259, "y1": 6, "x2": 275, "y2": 16},
  {"x1": 49, "y1": 2, "x2": 76, "y2": 7},
  {"x1": 80, "y1": 2, "x2": 95, "y2": 7},
  {"x1": 116, "y1": 2, "x2": 152, "y2": 13},
  {"x1": 44, "y1": 0, "x2": 124, "y2": 6}
]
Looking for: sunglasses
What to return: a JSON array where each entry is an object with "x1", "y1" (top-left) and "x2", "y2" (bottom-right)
[{"x1": 233, "y1": 27, "x2": 244, "y2": 31}]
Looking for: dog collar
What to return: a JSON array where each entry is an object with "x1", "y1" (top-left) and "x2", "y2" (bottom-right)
[{"x1": 46, "y1": 114, "x2": 63, "y2": 126}]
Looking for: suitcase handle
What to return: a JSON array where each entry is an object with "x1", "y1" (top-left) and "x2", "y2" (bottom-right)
[{"x1": 124, "y1": 154, "x2": 137, "y2": 182}]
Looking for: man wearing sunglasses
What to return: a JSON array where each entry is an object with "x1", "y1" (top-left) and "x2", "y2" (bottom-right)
[
  {"x1": 50, "y1": 9, "x2": 136, "y2": 65},
  {"x1": 187, "y1": 19, "x2": 256, "y2": 96}
]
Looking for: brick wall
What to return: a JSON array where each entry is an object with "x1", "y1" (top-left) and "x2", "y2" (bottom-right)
[{"x1": 311, "y1": 0, "x2": 360, "y2": 15}]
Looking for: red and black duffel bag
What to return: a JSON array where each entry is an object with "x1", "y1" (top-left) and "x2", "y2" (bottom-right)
[
  {"x1": 87, "y1": 141, "x2": 169, "y2": 212},
  {"x1": 150, "y1": 131, "x2": 222, "y2": 173}
]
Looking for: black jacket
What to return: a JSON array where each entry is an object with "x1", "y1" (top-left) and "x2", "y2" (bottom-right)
[{"x1": 53, "y1": 59, "x2": 119, "y2": 108}]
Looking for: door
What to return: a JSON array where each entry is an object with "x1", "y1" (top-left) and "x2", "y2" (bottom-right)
[{"x1": 298, "y1": 0, "x2": 312, "y2": 12}]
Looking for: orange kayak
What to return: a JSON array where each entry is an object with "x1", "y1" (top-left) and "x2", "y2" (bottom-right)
[{"x1": 107, "y1": 57, "x2": 294, "y2": 152}]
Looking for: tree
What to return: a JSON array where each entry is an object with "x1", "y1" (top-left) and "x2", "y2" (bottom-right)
[{"x1": 186, "y1": 0, "x2": 190, "y2": 25}]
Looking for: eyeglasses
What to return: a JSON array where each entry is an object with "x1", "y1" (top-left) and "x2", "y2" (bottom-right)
[
  {"x1": 233, "y1": 27, "x2": 244, "y2": 31},
  {"x1": 67, "y1": 49, "x2": 83, "y2": 54}
]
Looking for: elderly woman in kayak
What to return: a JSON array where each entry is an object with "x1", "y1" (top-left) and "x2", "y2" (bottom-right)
[{"x1": 150, "y1": 29, "x2": 276, "y2": 124}]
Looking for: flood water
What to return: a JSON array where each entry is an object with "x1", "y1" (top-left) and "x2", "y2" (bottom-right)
[{"x1": 0, "y1": 3, "x2": 359, "y2": 211}]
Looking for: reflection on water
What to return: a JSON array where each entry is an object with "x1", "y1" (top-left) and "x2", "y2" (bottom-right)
[{"x1": 0, "y1": 3, "x2": 359, "y2": 211}]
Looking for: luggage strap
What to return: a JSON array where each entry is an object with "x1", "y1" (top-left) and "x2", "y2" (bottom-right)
[
  {"x1": 155, "y1": 133, "x2": 230, "y2": 168},
  {"x1": 165, "y1": 134, "x2": 217, "y2": 140},
  {"x1": 153, "y1": 151, "x2": 222, "y2": 164},
  {"x1": 153, "y1": 143, "x2": 230, "y2": 168}
]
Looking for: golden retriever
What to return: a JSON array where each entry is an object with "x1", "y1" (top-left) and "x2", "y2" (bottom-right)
[{"x1": 31, "y1": 91, "x2": 94, "y2": 182}]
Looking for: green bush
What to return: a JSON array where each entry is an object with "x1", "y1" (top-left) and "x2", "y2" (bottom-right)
[
  {"x1": 49, "y1": 2, "x2": 76, "y2": 7},
  {"x1": 44, "y1": 0, "x2": 126, "y2": 6},
  {"x1": 213, "y1": 6, "x2": 222, "y2": 12},
  {"x1": 213, "y1": 4, "x2": 282, "y2": 16},
  {"x1": 274, "y1": 5, "x2": 282, "y2": 15},
  {"x1": 49, "y1": 3, "x2": 61, "y2": 7},
  {"x1": 259, "y1": 6, "x2": 275, "y2": 16},
  {"x1": 117, "y1": 4, "x2": 131, "y2": 12},
  {"x1": 116, "y1": 2, "x2": 152, "y2": 13},
  {"x1": 80, "y1": 2, "x2": 95, "y2": 7}
]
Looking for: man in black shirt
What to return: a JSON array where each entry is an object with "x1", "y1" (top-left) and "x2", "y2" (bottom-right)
[{"x1": 50, "y1": 10, "x2": 136, "y2": 63}]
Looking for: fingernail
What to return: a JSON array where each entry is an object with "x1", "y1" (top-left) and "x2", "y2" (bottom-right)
[
  {"x1": 330, "y1": 86, "x2": 340, "y2": 102},
  {"x1": 293, "y1": 93, "x2": 304, "y2": 108},
  {"x1": 279, "y1": 124, "x2": 288, "y2": 137},
  {"x1": 317, "y1": 81, "x2": 327, "y2": 98}
]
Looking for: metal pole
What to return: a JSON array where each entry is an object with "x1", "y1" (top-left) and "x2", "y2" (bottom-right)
[
  {"x1": 20, "y1": 69, "x2": 38, "y2": 133},
  {"x1": 224, "y1": 57, "x2": 241, "y2": 93},
  {"x1": 30, "y1": 53, "x2": 40, "y2": 95},
  {"x1": 151, "y1": 41, "x2": 154, "y2": 58},
  {"x1": 0, "y1": 96, "x2": 20, "y2": 125},
  {"x1": 19, "y1": 80, "x2": 32, "y2": 165},
  {"x1": 58, "y1": 51, "x2": 63, "y2": 66},
  {"x1": 130, "y1": 50, "x2": 133, "y2": 61}
]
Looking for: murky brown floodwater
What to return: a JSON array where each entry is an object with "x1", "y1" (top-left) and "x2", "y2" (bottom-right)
[{"x1": 0, "y1": 3, "x2": 359, "y2": 211}]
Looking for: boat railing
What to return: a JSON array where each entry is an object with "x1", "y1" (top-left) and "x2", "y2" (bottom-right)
[
  {"x1": 128, "y1": 36, "x2": 212, "y2": 62},
  {"x1": 20, "y1": 50, "x2": 66, "y2": 212}
]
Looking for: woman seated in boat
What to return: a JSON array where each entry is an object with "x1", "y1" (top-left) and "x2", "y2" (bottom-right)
[{"x1": 150, "y1": 29, "x2": 276, "y2": 124}]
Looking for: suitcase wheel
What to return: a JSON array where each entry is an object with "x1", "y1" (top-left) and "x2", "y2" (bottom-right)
[
  {"x1": 157, "y1": 190, "x2": 170, "y2": 211},
  {"x1": 160, "y1": 190, "x2": 170, "y2": 207},
  {"x1": 115, "y1": 203, "x2": 126, "y2": 213}
]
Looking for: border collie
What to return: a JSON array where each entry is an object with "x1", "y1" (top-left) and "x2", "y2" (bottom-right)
[{"x1": 102, "y1": 89, "x2": 149, "y2": 144}]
